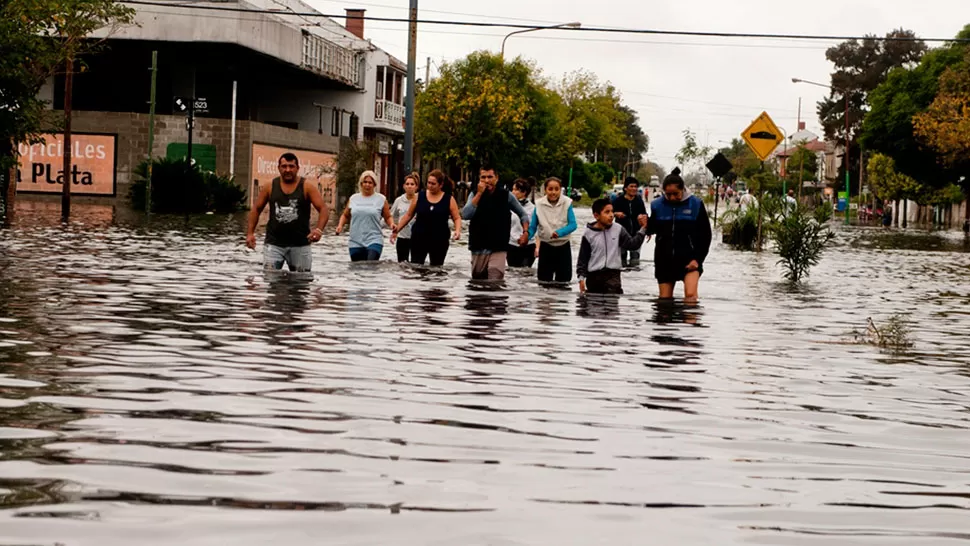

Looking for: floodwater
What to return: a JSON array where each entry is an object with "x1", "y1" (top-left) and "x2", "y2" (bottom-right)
[{"x1": 2, "y1": 204, "x2": 970, "y2": 545}]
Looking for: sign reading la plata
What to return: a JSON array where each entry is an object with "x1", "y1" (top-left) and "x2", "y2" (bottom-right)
[{"x1": 741, "y1": 111, "x2": 784, "y2": 162}]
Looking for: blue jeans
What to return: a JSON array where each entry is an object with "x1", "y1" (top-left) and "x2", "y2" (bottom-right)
[
  {"x1": 349, "y1": 244, "x2": 383, "y2": 262},
  {"x1": 263, "y1": 244, "x2": 313, "y2": 272}
]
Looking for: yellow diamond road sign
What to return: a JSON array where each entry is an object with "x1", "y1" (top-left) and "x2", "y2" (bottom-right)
[{"x1": 742, "y1": 111, "x2": 784, "y2": 162}]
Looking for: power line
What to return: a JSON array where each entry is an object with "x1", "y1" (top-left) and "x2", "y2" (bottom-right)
[{"x1": 121, "y1": 1, "x2": 969, "y2": 43}]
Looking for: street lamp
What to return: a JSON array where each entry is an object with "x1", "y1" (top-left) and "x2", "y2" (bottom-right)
[
  {"x1": 792, "y1": 77, "x2": 851, "y2": 225},
  {"x1": 501, "y1": 22, "x2": 582, "y2": 59}
]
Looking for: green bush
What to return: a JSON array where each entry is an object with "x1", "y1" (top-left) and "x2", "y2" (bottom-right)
[
  {"x1": 770, "y1": 205, "x2": 835, "y2": 283},
  {"x1": 586, "y1": 183, "x2": 604, "y2": 199},
  {"x1": 130, "y1": 158, "x2": 244, "y2": 213},
  {"x1": 721, "y1": 206, "x2": 759, "y2": 250}
]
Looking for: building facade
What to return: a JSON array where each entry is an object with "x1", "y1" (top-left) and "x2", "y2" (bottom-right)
[{"x1": 14, "y1": 0, "x2": 406, "y2": 209}]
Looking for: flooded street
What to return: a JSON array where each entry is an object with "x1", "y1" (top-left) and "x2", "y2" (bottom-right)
[{"x1": 2, "y1": 207, "x2": 970, "y2": 545}]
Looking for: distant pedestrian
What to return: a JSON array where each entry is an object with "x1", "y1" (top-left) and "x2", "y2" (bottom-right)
[
  {"x1": 576, "y1": 198, "x2": 648, "y2": 294},
  {"x1": 392, "y1": 169, "x2": 462, "y2": 266},
  {"x1": 390, "y1": 173, "x2": 419, "y2": 262},
  {"x1": 335, "y1": 170, "x2": 394, "y2": 262},
  {"x1": 507, "y1": 178, "x2": 537, "y2": 268},
  {"x1": 246, "y1": 152, "x2": 329, "y2": 271},
  {"x1": 739, "y1": 188, "x2": 758, "y2": 212},
  {"x1": 529, "y1": 177, "x2": 577, "y2": 283},
  {"x1": 785, "y1": 189, "x2": 798, "y2": 214},
  {"x1": 461, "y1": 165, "x2": 530, "y2": 280},
  {"x1": 647, "y1": 168, "x2": 712, "y2": 303},
  {"x1": 610, "y1": 176, "x2": 648, "y2": 267}
]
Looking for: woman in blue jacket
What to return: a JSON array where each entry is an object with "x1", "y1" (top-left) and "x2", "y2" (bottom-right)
[{"x1": 646, "y1": 168, "x2": 712, "y2": 302}]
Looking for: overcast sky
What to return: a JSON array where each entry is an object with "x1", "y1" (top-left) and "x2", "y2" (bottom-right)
[{"x1": 310, "y1": 0, "x2": 969, "y2": 171}]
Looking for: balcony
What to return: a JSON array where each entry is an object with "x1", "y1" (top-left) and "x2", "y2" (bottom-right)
[
  {"x1": 374, "y1": 99, "x2": 405, "y2": 132},
  {"x1": 302, "y1": 31, "x2": 363, "y2": 89}
]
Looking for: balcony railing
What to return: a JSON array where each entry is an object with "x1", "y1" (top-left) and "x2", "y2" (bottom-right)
[
  {"x1": 374, "y1": 99, "x2": 405, "y2": 130},
  {"x1": 302, "y1": 31, "x2": 363, "y2": 89}
]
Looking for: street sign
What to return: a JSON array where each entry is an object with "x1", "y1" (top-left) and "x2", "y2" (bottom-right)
[
  {"x1": 193, "y1": 97, "x2": 208, "y2": 114},
  {"x1": 173, "y1": 96, "x2": 188, "y2": 113},
  {"x1": 706, "y1": 152, "x2": 733, "y2": 178},
  {"x1": 741, "y1": 111, "x2": 784, "y2": 162}
]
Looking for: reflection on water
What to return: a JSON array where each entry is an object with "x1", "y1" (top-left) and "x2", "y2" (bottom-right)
[{"x1": 1, "y1": 205, "x2": 970, "y2": 545}]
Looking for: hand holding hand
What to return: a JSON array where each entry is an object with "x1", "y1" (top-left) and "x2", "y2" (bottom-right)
[
  {"x1": 390, "y1": 232, "x2": 397, "y2": 244},
  {"x1": 638, "y1": 214, "x2": 648, "y2": 228}
]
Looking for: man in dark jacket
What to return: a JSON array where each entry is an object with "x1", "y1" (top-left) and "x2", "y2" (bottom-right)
[
  {"x1": 461, "y1": 166, "x2": 530, "y2": 280},
  {"x1": 646, "y1": 168, "x2": 712, "y2": 302},
  {"x1": 611, "y1": 176, "x2": 648, "y2": 267}
]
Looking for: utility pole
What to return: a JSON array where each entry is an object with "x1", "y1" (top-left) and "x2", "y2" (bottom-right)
[
  {"x1": 425, "y1": 56, "x2": 430, "y2": 87},
  {"x1": 146, "y1": 51, "x2": 158, "y2": 213},
  {"x1": 403, "y1": 0, "x2": 418, "y2": 174},
  {"x1": 186, "y1": 101, "x2": 195, "y2": 169}
]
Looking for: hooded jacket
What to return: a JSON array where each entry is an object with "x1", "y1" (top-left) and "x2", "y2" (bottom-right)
[{"x1": 576, "y1": 221, "x2": 647, "y2": 280}]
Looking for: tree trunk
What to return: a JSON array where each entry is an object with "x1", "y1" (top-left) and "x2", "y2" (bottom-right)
[
  {"x1": 2, "y1": 140, "x2": 15, "y2": 226},
  {"x1": 62, "y1": 55, "x2": 74, "y2": 221}
]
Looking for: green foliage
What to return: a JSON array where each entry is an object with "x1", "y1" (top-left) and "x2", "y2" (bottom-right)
[
  {"x1": 415, "y1": 51, "x2": 646, "y2": 180},
  {"x1": 770, "y1": 205, "x2": 836, "y2": 283},
  {"x1": 674, "y1": 129, "x2": 713, "y2": 179},
  {"x1": 784, "y1": 145, "x2": 819, "y2": 187},
  {"x1": 130, "y1": 157, "x2": 244, "y2": 213},
  {"x1": 860, "y1": 25, "x2": 970, "y2": 190},
  {"x1": 720, "y1": 206, "x2": 759, "y2": 250},
  {"x1": 817, "y1": 29, "x2": 927, "y2": 145},
  {"x1": 586, "y1": 184, "x2": 603, "y2": 199},
  {"x1": 866, "y1": 152, "x2": 921, "y2": 202}
]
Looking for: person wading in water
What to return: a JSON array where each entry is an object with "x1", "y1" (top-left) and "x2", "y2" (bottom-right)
[
  {"x1": 246, "y1": 152, "x2": 329, "y2": 271},
  {"x1": 461, "y1": 165, "x2": 530, "y2": 280}
]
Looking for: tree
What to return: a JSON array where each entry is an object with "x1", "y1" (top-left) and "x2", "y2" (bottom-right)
[
  {"x1": 718, "y1": 138, "x2": 760, "y2": 181},
  {"x1": 675, "y1": 129, "x2": 712, "y2": 183},
  {"x1": 817, "y1": 29, "x2": 927, "y2": 145},
  {"x1": 416, "y1": 51, "x2": 564, "y2": 179},
  {"x1": 636, "y1": 161, "x2": 666, "y2": 184},
  {"x1": 860, "y1": 26, "x2": 970, "y2": 191},
  {"x1": 602, "y1": 105, "x2": 649, "y2": 176},
  {"x1": 866, "y1": 153, "x2": 921, "y2": 203},
  {"x1": 557, "y1": 70, "x2": 631, "y2": 162},
  {"x1": 816, "y1": 29, "x2": 927, "y2": 199},
  {"x1": 913, "y1": 49, "x2": 970, "y2": 188},
  {"x1": 784, "y1": 145, "x2": 819, "y2": 189},
  {"x1": 5, "y1": 0, "x2": 135, "y2": 220}
]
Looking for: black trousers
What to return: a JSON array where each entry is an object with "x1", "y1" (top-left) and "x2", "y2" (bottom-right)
[
  {"x1": 396, "y1": 238, "x2": 412, "y2": 262},
  {"x1": 537, "y1": 242, "x2": 572, "y2": 283},
  {"x1": 507, "y1": 243, "x2": 536, "y2": 268},
  {"x1": 586, "y1": 269, "x2": 623, "y2": 294},
  {"x1": 410, "y1": 237, "x2": 450, "y2": 266}
]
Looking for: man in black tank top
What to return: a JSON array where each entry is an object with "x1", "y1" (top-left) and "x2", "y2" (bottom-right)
[{"x1": 246, "y1": 153, "x2": 330, "y2": 271}]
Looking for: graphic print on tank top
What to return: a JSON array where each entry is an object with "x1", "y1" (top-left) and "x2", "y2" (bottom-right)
[{"x1": 274, "y1": 200, "x2": 300, "y2": 224}]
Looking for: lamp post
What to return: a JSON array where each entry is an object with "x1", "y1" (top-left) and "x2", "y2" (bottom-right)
[
  {"x1": 501, "y1": 22, "x2": 582, "y2": 60},
  {"x1": 792, "y1": 77, "x2": 850, "y2": 225}
]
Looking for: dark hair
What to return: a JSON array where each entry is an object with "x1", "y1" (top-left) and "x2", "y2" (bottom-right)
[
  {"x1": 278, "y1": 152, "x2": 299, "y2": 166},
  {"x1": 512, "y1": 177, "x2": 532, "y2": 194},
  {"x1": 592, "y1": 198, "x2": 612, "y2": 215},
  {"x1": 544, "y1": 176, "x2": 562, "y2": 190},
  {"x1": 479, "y1": 163, "x2": 496, "y2": 174},
  {"x1": 428, "y1": 169, "x2": 454, "y2": 193},
  {"x1": 663, "y1": 167, "x2": 685, "y2": 190},
  {"x1": 624, "y1": 176, "x2": 639, "y2": 189}
]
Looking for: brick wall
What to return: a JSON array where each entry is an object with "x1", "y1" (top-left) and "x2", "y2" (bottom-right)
[{"x1": 65, "y1": 110, "x2": 340, "y2": 201}]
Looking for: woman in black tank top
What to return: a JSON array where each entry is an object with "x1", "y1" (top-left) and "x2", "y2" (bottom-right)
[{"x1": 393, "y1": 170, "x2": 462, "y2": 266}]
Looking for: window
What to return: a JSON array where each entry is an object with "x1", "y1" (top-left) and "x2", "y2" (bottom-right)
[
  {"x1": 348, "y1": 114, "x2": 359, "y2": 140},
  {"x1": 376, "y1": 66, "x2": 385, "y2": 100},
  {"x1": 330, "y1": 107, "x2": 340, "y2": 137}
]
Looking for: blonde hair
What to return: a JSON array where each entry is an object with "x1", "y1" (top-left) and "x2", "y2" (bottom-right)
[{"x1": 358, "y1": 170, "x2": 379, "y2": 192}]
